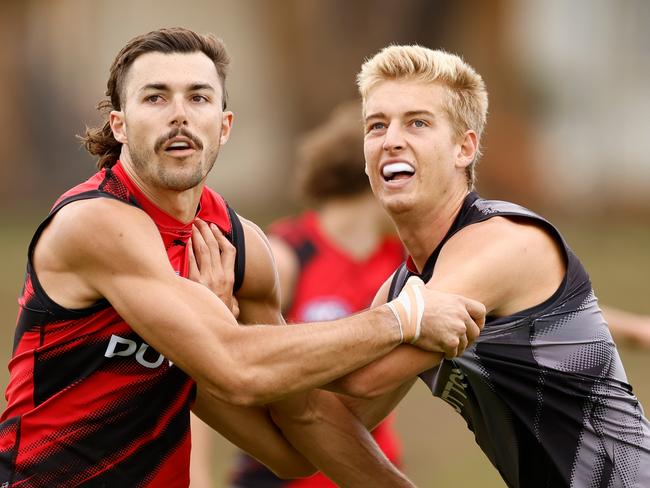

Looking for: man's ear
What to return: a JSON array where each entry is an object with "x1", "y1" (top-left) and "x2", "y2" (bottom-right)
[
  {"x1": 455, "y1": 130, "x2": 478, "y2": 169},
  {"x1": 219, "y1": 111, "x2": 234, "y2": 145},
  {"x1": 110, "y1": 110, "x2": 128, "y2": 144}
]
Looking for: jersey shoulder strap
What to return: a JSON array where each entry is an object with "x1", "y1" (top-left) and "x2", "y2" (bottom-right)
[
  {"x1": 226, "y1": 205, "x2": 246, "y2": 293},
  {"x1": 387, "y1": 262, "x2": 411, "y2": 301}
]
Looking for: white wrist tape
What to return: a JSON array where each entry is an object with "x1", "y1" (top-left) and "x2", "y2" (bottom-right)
[
  {"x1": 385, "y1": 301, "x2": 405, "y2": 343},
  {"x1": 386, "y1": 276, "x2": 425, "y2": 344}
]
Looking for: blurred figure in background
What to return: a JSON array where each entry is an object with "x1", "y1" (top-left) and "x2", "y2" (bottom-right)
[
  {"x1": 233, "y1": 102, "x2": 405, "y2": 487},
  {"x1": 603, "y1": 306, "x2": 650, "y2": 349},
  {"x1": 191, "y1": 102, "x2": 405, "y2": 487}
]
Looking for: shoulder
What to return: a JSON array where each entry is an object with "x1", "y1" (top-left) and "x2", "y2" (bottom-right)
[
  {"x1": 433, "y1": 215, "x2": 565, "y2": 315},
  {"x1": 444, "y1": 215, "x2": 560, "y2": 260},
  {"x1": 236, "y1": 216, "x2": 280, "y2": 301},
  {"x1": 47, "y1": 196, "x2": 161, "y2": 261},
  {"x1": 34, "y1": 197, "x2": 169, "y2": 307}
]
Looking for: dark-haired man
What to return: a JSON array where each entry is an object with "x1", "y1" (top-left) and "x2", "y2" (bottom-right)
[{"x1": 0, "y1": 28, "x2": 484, "y2": 487}]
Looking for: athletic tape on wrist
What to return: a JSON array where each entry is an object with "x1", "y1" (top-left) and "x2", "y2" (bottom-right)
[{"x1": 386, "y1": 276, "x2": 425, "y2": 344}]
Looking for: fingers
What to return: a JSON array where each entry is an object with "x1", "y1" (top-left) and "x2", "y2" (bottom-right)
[
  {"x1": 455, "y1": 333, "x2": 469, "y2": 358},
  {"x1": 189, "y1": 220, "x2": 238, "y2": 317},
  {"x1": 191, "y1": 222, "x2": 210, "y2": 275},
  {"x1": 414, "y1": 286, "x2": 487, "y2": 358},
  {"x1": 465, "y1": 313, "x2": 482, "y2": 344},
  {"x1": 230, "y1": 296, "x2": 240, "y2": 320},
  {"x1": 194, "y1": 219, "x2": 222, "y2": 274},
  {"x1": 208, "y1": 222, "x2": 236, "y2": 283},
  {"x1": 465, "y1": 297, "x2": 487, "y2": 329},
  {"x1": 188, "y1": 237, "x2": 199, "y2": 281}
]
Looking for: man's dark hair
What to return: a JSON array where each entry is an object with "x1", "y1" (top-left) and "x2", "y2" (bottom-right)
[
  {"x1": 295, "y1": 101, "x2": 370, "y2": 204},
  {"x1": 80, "y1": 27, "x2": 230, "y2": 169}
]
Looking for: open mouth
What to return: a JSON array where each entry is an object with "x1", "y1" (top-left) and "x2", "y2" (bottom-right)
[
  {"x1": 382, "y1": 162, "x2": 415, "y2": 182},
  {"x1": 164, "y1": 140, "x2": 193, "y2": 153}
]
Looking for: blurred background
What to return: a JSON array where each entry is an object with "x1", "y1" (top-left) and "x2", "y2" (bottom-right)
[{"x1": 0, "y1": 0, "x2": 648, "y2": 486}]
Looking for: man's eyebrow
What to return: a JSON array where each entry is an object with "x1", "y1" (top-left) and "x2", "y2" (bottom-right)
[
  {"x1": 140, "y1": 83, "x2": 169, "y2": 92},
  {"x1": 404, "y1": 110, "x2": 436, "y2": 118},
  {"x1": 364, "y1": 111, "x2": 385, "y2": 121},
  {"x1": 139, "y1": 83, "x2": 215, "y2": 92},
  {"x1": 188, "y1": 83, "x2": 215, "y2": 92},
  {"x1": 364, "y1": 110, "x2": 436, "y2": 121}
]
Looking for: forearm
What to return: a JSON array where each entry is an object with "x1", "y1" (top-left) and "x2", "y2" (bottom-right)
[
  {"x1": 337, "y1": 379, "x2": 417, "y2": 431},
  {"x1": 192, "y1": 387, "x2": 315, "y2": 479},
  {"x1": 269, "y1": 391, "x2": 414, "y2": 487},
  {"x1": 326, "y1": 344, "x2": 441, "y2": 400},
  {"x1": 121, "y1": 276, "x2": 401, "y2": 406},
  {"x1": 215, "y1": 306, "x2": 402, "y2": 405},
  {"x1": 189, "y1": 413, "x2": 217, "y2": 488}
]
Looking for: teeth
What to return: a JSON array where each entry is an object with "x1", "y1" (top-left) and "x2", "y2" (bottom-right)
[
  {"x1": 168, "y1": 142, "x2": 190, "y2": 149},
  {"x1": 382, "y1": 162, "x2": 415, "y2": 178}
]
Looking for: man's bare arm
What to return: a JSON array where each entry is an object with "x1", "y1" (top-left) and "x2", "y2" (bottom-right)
[
  {"x1": 35, "y1": 198, "x2": 482, "y2": 407},
  {"x1": 601, "y1": 305, "x2": 650, "y2": 349},
  {"x1": 187, "y1": 220, "x2": 313, "y2": 482},
  {"x1": 326, "y1": 217, "x2": 566, "y2": 425},
  {"x1": 194, "y1": 221, "x2": 412, "y2": 487},
  {"x1": 236, "y1": 218, "x2": 414, "y2": 486},
  {"x1": 35, "y1": 198, "x2": 399, "y2": 406}
]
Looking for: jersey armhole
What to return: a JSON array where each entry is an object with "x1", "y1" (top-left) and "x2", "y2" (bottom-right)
[{"x1": 226, "y1": 205, "x2": 246, "y2": 293}]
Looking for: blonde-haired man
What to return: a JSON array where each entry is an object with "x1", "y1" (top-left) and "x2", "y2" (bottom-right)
[{"x1": 274, "y1": 45, "x2": 650, "y2": 487}]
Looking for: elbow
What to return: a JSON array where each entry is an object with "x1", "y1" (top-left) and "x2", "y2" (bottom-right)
[{"x1": 204, "y1": 368, "x2": 274, "y2": 407}]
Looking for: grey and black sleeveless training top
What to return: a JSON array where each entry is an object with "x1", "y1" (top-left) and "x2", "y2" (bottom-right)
[{"x1": 388, "y1": 192, "x2": 650, "y2": 488}]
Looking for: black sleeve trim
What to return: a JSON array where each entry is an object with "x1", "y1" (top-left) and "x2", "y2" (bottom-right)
[
  {"x1": 226, "y1": 205, "x2": 246, "y2": 293},
  {"x1": 24, "y1": 191, "x2": 141, "y2": 320}
]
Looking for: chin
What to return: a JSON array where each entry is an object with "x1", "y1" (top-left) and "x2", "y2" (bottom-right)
[
  {"x1": 380, "y1": 194, "x2": 417, "y2": 216},
  {"x1": 158, "y1": 166, "x2": 205, "y2": 191}
]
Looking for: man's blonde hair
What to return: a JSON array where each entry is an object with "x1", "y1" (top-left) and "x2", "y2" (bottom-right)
[{"x1": 357, "y1": 45, "x2": 488, "y2": 188}]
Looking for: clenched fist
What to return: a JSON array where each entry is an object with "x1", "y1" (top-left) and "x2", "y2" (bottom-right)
[{"x1": 387, "y1": 276, "x2": 485, "y2": 357}]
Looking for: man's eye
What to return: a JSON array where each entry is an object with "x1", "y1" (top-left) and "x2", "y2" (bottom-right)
[
  {"x1": 369, "y1": 122, "x2": 385, "y2": 131},
  {"x1": 192, "y1": 95, "x2": 208, "y2": 103},
  {"x1": 145, "y1": 95, "x2": 162, "y2": 103},
  {"x1": 413, "y1": 119, "x2": 426, "y2": 128}
]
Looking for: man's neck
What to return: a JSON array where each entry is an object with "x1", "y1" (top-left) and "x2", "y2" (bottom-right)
[
  {"x1": 318, "y1": 194, "x2": 390, "y2": 260},
  {"x1": 120, "y1": 159, "x2": 204, "y2": 224},
  {"x1": 391, "y1": 188, "x2": 469, "y2": 272}
]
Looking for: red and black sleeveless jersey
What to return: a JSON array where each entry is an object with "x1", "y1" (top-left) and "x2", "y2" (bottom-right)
[
  {"x1": 0, "y1": 161, "x2": 245, "y2": 487},
  {"x1": 230, "y1": 211, "x2": 403, "y2": 488}
]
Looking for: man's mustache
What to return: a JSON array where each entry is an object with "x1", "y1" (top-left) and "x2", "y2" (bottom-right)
[{"x1": 154, "y1": 128, "x2": 203, "y2": 152}]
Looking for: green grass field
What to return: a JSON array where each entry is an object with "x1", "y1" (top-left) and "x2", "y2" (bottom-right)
[{"x1": 1, "y1": 214, "x2": 648, "y2": 487}]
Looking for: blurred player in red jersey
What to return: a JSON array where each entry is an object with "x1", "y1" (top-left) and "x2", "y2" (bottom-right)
[{"x1": 230, "y1": 102, "x2": 404, "y2": 487}]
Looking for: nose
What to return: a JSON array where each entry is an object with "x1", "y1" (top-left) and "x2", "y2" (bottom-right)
[
  {"x1": 382, "y1": 123, "x2": 405, "y2": 152},
  {"x1": 169, "y1": 96, "x2": 189, "y2": 127}
]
